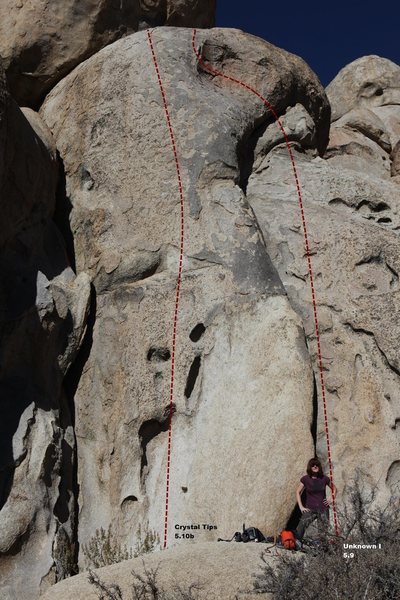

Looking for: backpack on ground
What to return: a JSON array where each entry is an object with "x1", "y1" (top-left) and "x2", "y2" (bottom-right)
[
  {"x1": 239, "y1": 524, "x2": 266, "y2": 543},
  {"x1": 218, "y1": 523, "x2": 266, "y2": 543},
  {"x1": 280, "y1": 530, "x2": 296, "y2": 550}
]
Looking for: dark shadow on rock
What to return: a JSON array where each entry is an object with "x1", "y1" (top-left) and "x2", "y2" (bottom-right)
[
  {"x1": 0, "y1": 219, "x2": 83, "y2": 517},
  {"x1": 285, "y1": 503, "x2": 303, "y2": 532},
  {"x1": 53, "y1": 153, "x2": 76, "y2": 273},
  {"x1": 0, "y1": 378, "x2": 33, "y2": 510},
  {"x1": 236, "y1": 116, "x2": 272, "y2": 194},
  {"x1": 139, "y1": 417, "x2": 169, "y2": 478},
  {"x1": 59, "y1": 283, "x2": 96, "y2": 566}
]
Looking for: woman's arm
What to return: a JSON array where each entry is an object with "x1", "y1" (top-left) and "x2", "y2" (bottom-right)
[
  {"x1": 296, "y1": 482, "x2": 309, "y2": 513},
  {"x1": 323, "y1": 481, "x2": 337, "y2": 506}
]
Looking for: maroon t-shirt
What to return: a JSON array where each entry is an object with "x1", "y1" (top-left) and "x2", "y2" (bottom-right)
[{"x1": 301, "y1": 475, "x2": 330, "y2": 512}]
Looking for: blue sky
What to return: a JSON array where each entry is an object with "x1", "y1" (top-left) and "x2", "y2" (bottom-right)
[{"x1": 215, "y1": 0, "x2": 400, "y2": 87}]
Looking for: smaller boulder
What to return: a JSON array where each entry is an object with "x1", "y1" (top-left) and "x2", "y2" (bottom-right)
[{"x1": 327, "y1": 56, "x2": 400, "y2": 122}]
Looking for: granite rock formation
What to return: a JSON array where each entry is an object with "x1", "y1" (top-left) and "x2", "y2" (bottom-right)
[
  {"x1": 39, "y1": 26, "x2": 331, "y2": 564},
  {"x1": 248, "y1": 55, "x2": 400, "y2": 503},
  {"x1": 41, "y1": 542, "x2": 275, "y2": 600},
  {"x1": 0, "y1": 66, "x2": 90, "y2": 597},
  {"x1": 0, "y1": 0, "x2": 216, "y2": 108},
  {"x1": 0, "y1": 10, "x2": 399, "y2": 600}
]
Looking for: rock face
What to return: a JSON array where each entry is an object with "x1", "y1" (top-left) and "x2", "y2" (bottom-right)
[
  {"x1": 41, "y1": 542, "x2": 276, "y2": 600},
  {"x1": 325, "y1": 57, "x2": 400, "y2": 184},
  {"x1": 247, "y1": 54, "x2": 400, "y2": 503},
  {"x1": 0, "y1": 66, "x2": 90, "y2": 598},
  {"x1": 39, "y1": 26, "x2": 331, "y2": 560},
  {"x1": 1, "y1": 15, "x2": 400, "y2": 600},
  {"x1": 0, "y1": 0, "x2": 216, "y2": 108},
  {"x1": 326, "y1": 56, "x2": 400, "y2": 122},
  {"x1": 0, "y1": 0, "x2": 215, "y2": 108}
]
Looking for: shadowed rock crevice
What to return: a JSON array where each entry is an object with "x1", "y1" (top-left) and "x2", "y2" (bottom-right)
[
  {"x1": 285, "y1": 502, "x2": 302, "y2": 532},
  {"x1": 60, "y1": 284, "x2": 96, "y2": 571},
  {"x1": 2, "y1": 525, "x2": 32, "y2": 557},
  {"x1": 200, "y1": 40, "x2": 240, "y2": 64},
  {"x1": 184, "y1": 356, "x2": 201, "y2": 399},
  {"x1": 0, "y1": 379, "x2": 34, "y2": 511},
  {"x1": 236, "y1": 117, "x2": 272, "y2": 194},
  {"x1": 147, "y1": 347, "x2": 171, "y2": 362},
  {"x1": 311, "y1": 372, "x2": 319, "y2": 450},
  {"x1": 53, "y1": 438, "x2": 74, "y2": 525},
  {"x1": 139, "y1": 418, "x2": 169, "y2": 478},
  {"x1": 189, "y1": 323, "x2": 206, "y2": 342},
  {"x1": 356, "y1": 200, "x2": 390, "y2": 213},
  {"x1": 93, "y1": 1, "x2": 139, "y2": 36},
  {"x1": 95, "y1": 252, "x2": 161, "y2": 294},
  {"x1": 285, "y1": 369, "x2": 318, "y2": 534},
  {"x1": 63, "y1": 284, "x2": 96, "y2": 421},
  {"x1": 386, "y1": 460, "x2": 400, "y2": 491},
  {"x1": 0, "y1": 468, "x2": 14, "y2": 513},
  {"x1": 53, "y1": 153, "x2": 76, "y2": 273},
  {"x1": 121, "y1": 495, "x2": 138, "y2": 507}
]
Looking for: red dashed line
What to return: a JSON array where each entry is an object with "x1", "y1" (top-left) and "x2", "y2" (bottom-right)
[
  {"x1": 191, "y1": 29, "x2": 339, "y2": 536},
  {"x1": 147, "y1": 30, "x2": 185, "y2": 549}
]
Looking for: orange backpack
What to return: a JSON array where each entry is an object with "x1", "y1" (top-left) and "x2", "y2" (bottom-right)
[{"x1": 280, "y1": 530, "x2": 296, "y2": 550}]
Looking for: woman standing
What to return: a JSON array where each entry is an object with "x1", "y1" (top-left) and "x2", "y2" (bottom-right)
[{"x1": 294, "y1": 457, "x2": 337, "y2": 540}]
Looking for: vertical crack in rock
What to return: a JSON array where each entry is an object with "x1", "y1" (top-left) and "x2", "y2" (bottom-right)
[
  {"x1": 0, "y1": 468, "x2": 14, "y2": 512},
  {"x1": 311, "y1": 371, "x2": 318, "y2": 451},
  {"x1": 53, "y1": 153, "x2": 76, "y2": 272},
  {"x1": 53, "y1": 438, "x2": 73, "y2": 525},
  {"x1": 60, "y1": 284, "x2": 96, "y2": 570},
  {"x1": 286, "y1": 373, "x2": 317, "y2": 533},
  {"x1": 139, "y1": 418, "x2": 169, "y2": 479},
  {"x1": 184, "y1": 355, "x2": 201, "y2": 399},
  {"x1": 236, "y1": 116, "x2": 272, "y2": 195},
  {"x1": 0, "y1": 382, "x2": 36, "y2": 512}
]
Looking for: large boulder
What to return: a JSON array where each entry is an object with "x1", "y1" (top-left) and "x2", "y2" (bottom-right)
[
  {"x1": 326, "y1": 56, "x2": 400, "y2": 122},
  {"x1": 248, "y1": 144, "x2": 400, "y2": 504},
  {"x1": 326, "y1": 58, "x2": 400, "y2": 183},
  {"x1": 41, "y1": 542, "x2": 276, "y2": 600},
  {"x1": 40, "y1": 26, "x2": 331, "y2": 559},
  {"x1": 0, "y1": 0, "x2": 216, "y2": 108},
  {"x1": 0, "y1": 66, "x2": 90, "y2": 599},
  {"x1": 252, "y1": 63, "x2": 400, "y2": 501}
]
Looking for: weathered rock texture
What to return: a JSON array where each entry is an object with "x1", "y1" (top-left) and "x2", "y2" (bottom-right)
[
  {"x1": 1, "y1": 18, "x2": 400, "y2": 600},
  {"x1": 42, "y1": 542, "x2": 276, "y2": 600},
  {"x1": 39, "y1": 26, "x2": 331, "y2": 564},
  {"x1": 0, "y1": 66, "x2": 90, "y2": 598},
  {"x1": 326, "y1": 56, "x2": 400, "y2": 122},
  {"x1": 0, "y1": 0, "x2": 216, "y2": 108},
  {"x1": 247, "y1": 54, "x2": 400, "y2": 503},
  {"x1": 326, "y1": 56, "x2": 400, "y2": 181}
]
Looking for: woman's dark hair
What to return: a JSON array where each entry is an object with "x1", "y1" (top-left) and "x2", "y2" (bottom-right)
[{"x1": 307, "y1": 457, "x2": 324, "y2": 478}]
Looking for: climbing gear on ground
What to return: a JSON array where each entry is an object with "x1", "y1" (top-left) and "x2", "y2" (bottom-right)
[
  {"x1": 280, "y1": 530, "x2": 296, "y2": 550},
  {"x1": 217, "y1": 524, "x2": 266, "y2": 543}
]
